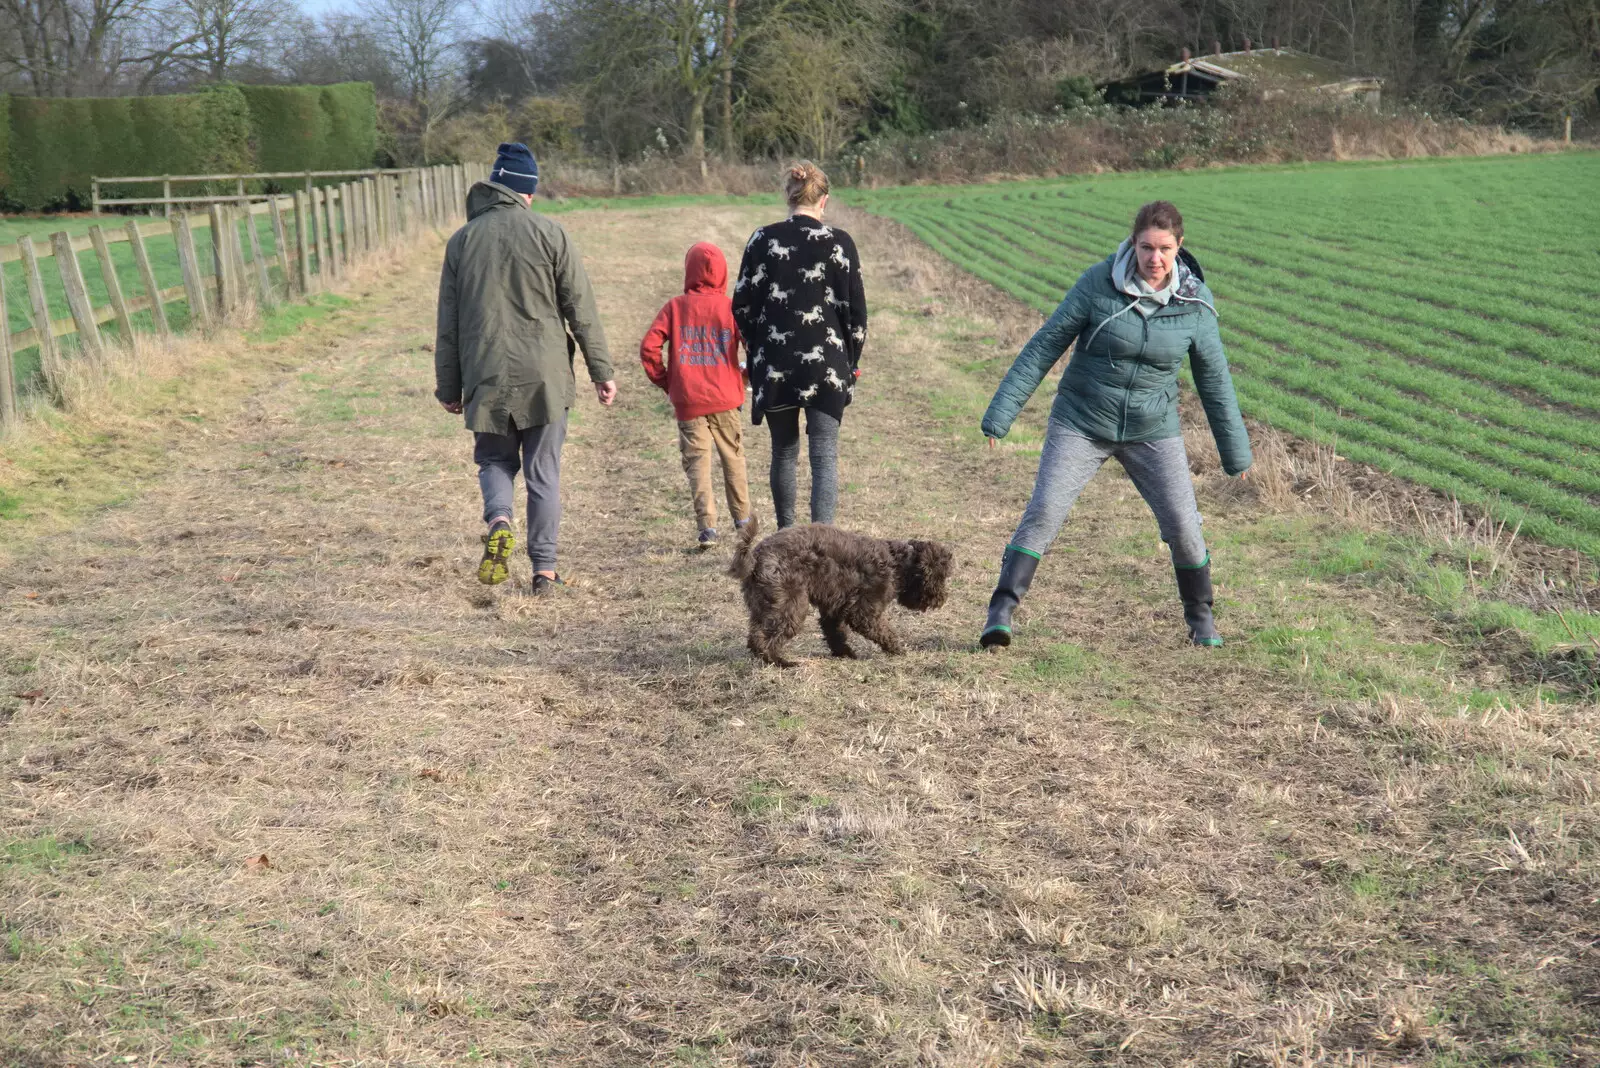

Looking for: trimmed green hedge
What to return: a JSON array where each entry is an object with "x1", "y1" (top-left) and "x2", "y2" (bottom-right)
[
  {"x1": 238, "y1": 85, "x2": 331, "y2": 174},
  {"x1": 3, "y1": 82, "x2": 375, "y2": 210},
  {"x1": 318, "y1": 83, "x2": 377, "y2": 170}
]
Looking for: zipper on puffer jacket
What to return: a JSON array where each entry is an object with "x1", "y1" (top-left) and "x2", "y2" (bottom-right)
[{"x1": 1120, "y1": 316, "x2": 1146, "y2": 438}]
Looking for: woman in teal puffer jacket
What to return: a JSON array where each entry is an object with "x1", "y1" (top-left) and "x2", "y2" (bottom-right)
[{"x1": 980, "y1": 200, "x2": 1251, "y2": 649}]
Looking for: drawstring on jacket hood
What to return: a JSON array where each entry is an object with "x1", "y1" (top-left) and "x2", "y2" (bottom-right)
[
  {"x1": 1082, "y1": 240, "x2": 1219, "y2": 355},
  {"x1": 1112, "y1": 237, "x2": 1181, "y2": 318},
  {"x1": 683, "y1": 241, "x2": 728, "y2": 295}
]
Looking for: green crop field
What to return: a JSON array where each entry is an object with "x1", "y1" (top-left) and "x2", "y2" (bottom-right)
[{"x1": 850, "y1": 153, "x2": 1600, "y2": 557}]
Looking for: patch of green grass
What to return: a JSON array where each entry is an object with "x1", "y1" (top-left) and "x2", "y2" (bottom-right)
[
  {"x1": 732, "y1": 779, "x2": 787, "y2": 817},
  {"x1": 1347, "y1": 872, "x2": 1386, "y2": 900},
  {"x1": 1018, "y1": 642, "x2": 1099, "y2": 683},
  {"x1": 0, "y1": 489, "x2": 23, "y2": 521},
  {"x1": 248, "y1": 292, "x2": 353, "y2": 343},
  {"x1": 3, "y1": 834, "x2": 91, "y2": 873}
]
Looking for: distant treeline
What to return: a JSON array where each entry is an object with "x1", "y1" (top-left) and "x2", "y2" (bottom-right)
[
  {"x1": 0, "y1": 83, "x2": 376, "y2": 211},
  {"x1": 0, "y1": 0, "x2": 1592, "y2": 175},
  {"x1": 452, "y1": 0, "x2": 1597, "y2": 167}
]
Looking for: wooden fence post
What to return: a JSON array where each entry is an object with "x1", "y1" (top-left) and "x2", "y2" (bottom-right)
[
  {"x1": 226, "y1": 207, "x2": 250, "y2": 308},
  {"x1": 125, "y1": 221, "x2": 170, "y2": 339},
  {"x1": 373, "y1": 176, "x2": 385, "y2": 248},
  {"x1": 162, "y1": 178, "x2": 173, "y2": 218},
  {"x1": 364, "y1": 178, "x2": 377, "y2": 252},
  {"x1": 245, "y1": 204, "x2": 275, "y2": 308},
  {"x1": 385, "y1": 175, "x2": 396, "y2": 245},
  {"x1": 18, "y1": 237, "x2": 65, "y2": 401},
  {"x1": 355, "y1": 180, "x2": 368, "y2": 257},
  {"x1": 322, "y1": 187, "x2": 341, "y2": 280},
  {"x1": 88, "y1": 225, "x2": 135, "y2": 343},
  {"x1": 346, "y1": 182, "x2": 360, "y2": 259},
  {"x1": 208, "y1": 203, "x2": 231, "y2": 314},
  {"x1": 269, "y1": 196, "x2": 294, "y2": 296},
  {"x1": 374, "y1": 177, "x2": 385, "y2": 246},
  {"x1": 292, "y1": 191, "x2": 313, "y2": 294},
  {"x1": 312, "y1": 187, "x2": 331, "y2": 283},
  {"x1": 51, "y1": 231, "x2": 104, "y2": 361},
  {"x1": 0, "y1": 270, "x2": 16, "y2": 431},
  {"x1": 339, "y1": 182, "x2": 355, "y2": 263},
  {"x1": 172, "y1": 213, "x2": 212, "y2": 330},
  {"x1": 354, "y1": 180, "x2": 366, "y2": 256},
  {"x1": 380, "y1": 177, "x2": 393, "y2": 247}
]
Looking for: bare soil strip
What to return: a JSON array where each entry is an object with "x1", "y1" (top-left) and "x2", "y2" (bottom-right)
[{"x1": 1, "y1": 204, "x2": 1596, "y2": 1066}]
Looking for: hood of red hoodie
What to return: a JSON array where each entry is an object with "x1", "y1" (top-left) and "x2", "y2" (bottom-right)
[{"x1": 683, "y1": 242, "x2": 727, "y2": 295}]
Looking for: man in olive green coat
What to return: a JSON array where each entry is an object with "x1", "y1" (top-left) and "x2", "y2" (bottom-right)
[{"x1": 436, "y1": 143, "x2": 616, "y2": 594}]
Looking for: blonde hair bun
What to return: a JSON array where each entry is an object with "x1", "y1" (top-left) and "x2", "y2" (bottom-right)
[{"x1": 784, "y1": 160, "x2": 830, "y2": 208}]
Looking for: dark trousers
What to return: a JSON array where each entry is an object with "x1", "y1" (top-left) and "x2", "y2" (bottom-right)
[
  {"x1": 474, "y1": 413, "x2": 567, "y2": 571},
  {"x1": 765, "y1": 407, "x2": 839, "y2": 529}
]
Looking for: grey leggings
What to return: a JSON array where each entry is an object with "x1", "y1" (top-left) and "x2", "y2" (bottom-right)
[
  {"x1": 765, "y1": 407, "x2": 840, "y2": 528},
  {"x1": 1012, "y1": 418, "x2": 1208, "y2": 567}
]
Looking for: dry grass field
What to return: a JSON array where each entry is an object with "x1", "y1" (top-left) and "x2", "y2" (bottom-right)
[{"x1": 1, "y1": 200, "x2": 1597, "y2": 1066}]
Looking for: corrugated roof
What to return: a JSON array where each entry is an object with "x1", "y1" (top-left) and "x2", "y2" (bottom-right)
[{"x1": 1165, "y1": 48, "x2": 1381, "y2": 88}]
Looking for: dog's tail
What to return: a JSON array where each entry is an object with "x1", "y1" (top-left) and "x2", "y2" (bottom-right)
[{"x1": 728, "y1": 515, "x2": 760, "y2": 581}]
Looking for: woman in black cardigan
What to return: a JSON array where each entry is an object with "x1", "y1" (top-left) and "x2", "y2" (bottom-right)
[{"x1": 732, "y1": 161, "x2": 867, "y2": 528}]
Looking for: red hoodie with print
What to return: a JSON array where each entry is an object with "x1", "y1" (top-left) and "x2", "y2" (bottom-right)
[{"x1": 640, "y1": 242, "x2": 745, "y2": 421}]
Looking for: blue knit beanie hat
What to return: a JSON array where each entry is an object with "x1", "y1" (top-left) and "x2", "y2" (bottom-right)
[{"x1": 491, "y1": 142, "x2": 539, "y2": 196}]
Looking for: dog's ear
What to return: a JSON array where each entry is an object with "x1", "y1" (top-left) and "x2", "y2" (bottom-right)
[
  {"x1": 896, "y1": 539, "x2": 954, "y2": 611},
  {"x1": 913, "y1": 541, "x2": 954, "y2": 610}
]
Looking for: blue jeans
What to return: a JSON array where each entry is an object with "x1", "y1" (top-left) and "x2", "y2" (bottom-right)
[{"x1": 474, "y1": 414, "x2": 567, "y2": 571}]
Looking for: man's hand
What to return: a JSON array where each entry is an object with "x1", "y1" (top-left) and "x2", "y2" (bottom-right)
[
  {"x1": 440, "y1": 399, "x2": 463, "y2": 414},
  {"x1": 594, "y1": 380, "x2": 617, "y2": 406}
]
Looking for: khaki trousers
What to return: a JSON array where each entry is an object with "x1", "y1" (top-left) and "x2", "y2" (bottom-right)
[{"x1": 678, "y1": 408, "x2": 751, "y2": 531}]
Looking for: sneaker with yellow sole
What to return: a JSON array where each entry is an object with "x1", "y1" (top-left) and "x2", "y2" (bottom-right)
[{"x1": 478, "y1": 522, "x2": 515, "y2": 585}]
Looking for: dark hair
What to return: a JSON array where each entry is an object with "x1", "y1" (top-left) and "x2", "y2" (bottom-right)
[
  {"x1": 784, "y1": 160, "x2": 829, "y2": 208},
  {"x1": 1132, "y1": 200, "x2": 1183, "y2": 242}
]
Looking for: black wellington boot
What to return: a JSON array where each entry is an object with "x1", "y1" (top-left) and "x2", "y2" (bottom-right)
[
  {"x1": 980, "y1": 546, "x2": 1041, "y2": 649},
  {"x1": 1175, "y1": 558, "x2": 1223, "y2": 647}
]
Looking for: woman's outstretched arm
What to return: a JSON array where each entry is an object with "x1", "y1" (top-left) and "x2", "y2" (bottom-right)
[
  {"x1": 1188, "y1": 302, "x2": 1252, "y2": 475},
  {"x1": 981, "y1": 280, "x2": 1091, "y2": 440}
]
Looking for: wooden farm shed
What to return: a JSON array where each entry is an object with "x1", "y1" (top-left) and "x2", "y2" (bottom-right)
[{"x1": 1102, "y1": 47, "x2": 1383, "y2": 108}]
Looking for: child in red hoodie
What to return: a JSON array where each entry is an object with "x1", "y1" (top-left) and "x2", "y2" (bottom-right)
[{"x1": 640, "y1": 242, "x2": 751, "y2": 546}]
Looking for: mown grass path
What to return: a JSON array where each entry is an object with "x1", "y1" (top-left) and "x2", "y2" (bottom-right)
[
  {"x1": 1, "y1": 202, "x2": 1596, "y2": 1065},
  {"x1": 851, "y1": 153, "x2": 1600, "y2": 558}
]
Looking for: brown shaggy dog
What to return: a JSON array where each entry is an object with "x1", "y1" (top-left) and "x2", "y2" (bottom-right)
[{"x1": 729, "y1": 517, "x2": 954, "y2": 667}]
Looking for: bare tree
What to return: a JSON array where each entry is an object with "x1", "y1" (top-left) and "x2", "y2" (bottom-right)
[
  {"x1": 165, "y1": 0, "x2": 275, "y2": 81},
  {"x1": 270, "y1": 12, "x2": 400, "y2": 93},
  {"x1": 360, "y1": 0, "x2": 466, "y2": 158},
  {"x1": 0, "y1": 0, "x2": 188, "y2": 94}
]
